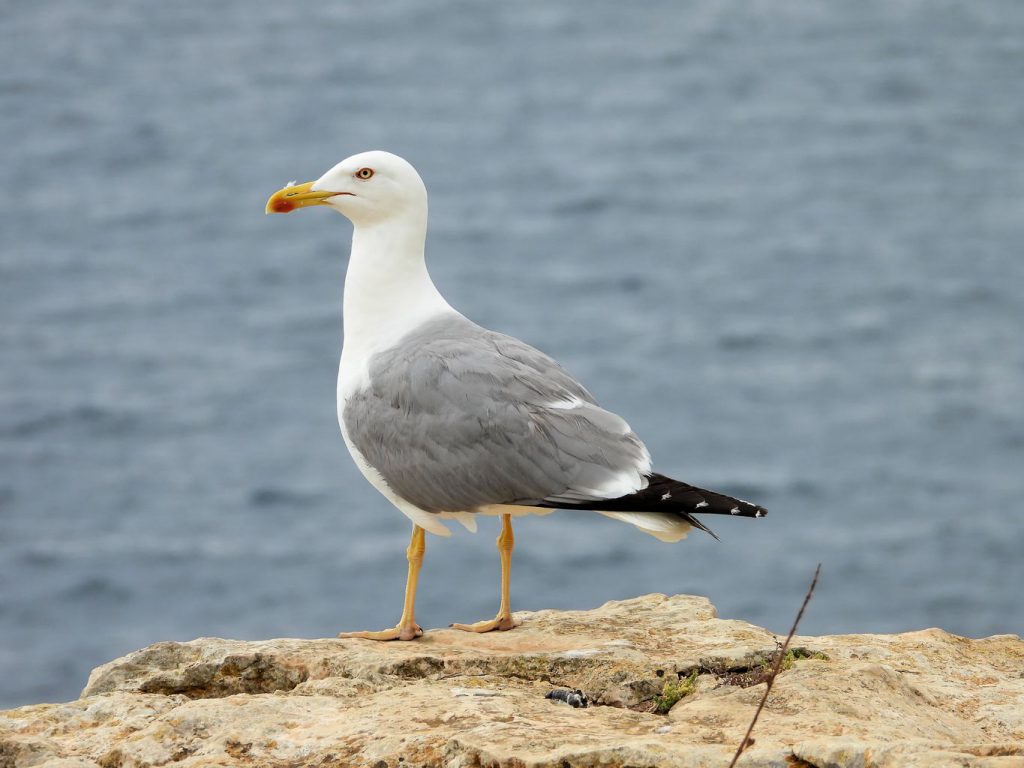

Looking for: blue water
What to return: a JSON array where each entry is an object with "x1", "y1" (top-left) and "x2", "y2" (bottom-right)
[{"x1": 2, "y1": 1, "x2": 1023, "y2": 708}]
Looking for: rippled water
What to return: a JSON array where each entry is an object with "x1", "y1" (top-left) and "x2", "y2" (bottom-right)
[{"x1": 2, "y1": 1, "x2": 1023, "y2": 707}]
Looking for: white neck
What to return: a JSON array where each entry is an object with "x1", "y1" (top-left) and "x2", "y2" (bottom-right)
[{"x1": 339, "y1": 212, "x2": 456, "y2": 389}]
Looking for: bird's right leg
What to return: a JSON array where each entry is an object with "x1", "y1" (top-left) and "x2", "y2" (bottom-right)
[{"x1": 339, "y1": 523, "x2": 425, "y2": 641}]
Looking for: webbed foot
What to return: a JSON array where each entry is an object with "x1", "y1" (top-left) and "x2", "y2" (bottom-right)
[
  {"x1": 449, "y1": 614, "x2": 517, "y2": 633},
  {"x1": 338, "y1": 622, "x2": 423, "y2": 641}
]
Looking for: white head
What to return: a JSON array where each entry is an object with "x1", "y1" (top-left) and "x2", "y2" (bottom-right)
[{"x1": 266, "y1": 150, "x2": 427, "y2": 227}]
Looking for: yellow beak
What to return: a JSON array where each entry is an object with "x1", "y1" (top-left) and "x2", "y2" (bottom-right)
[{"x1": 265, "y1": 181, "x2": 341, "y2": 214}]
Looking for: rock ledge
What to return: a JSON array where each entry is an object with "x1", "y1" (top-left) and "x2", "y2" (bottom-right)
[{"x1": 2, "y1": 594, "x2": 1022, "y2": 767}]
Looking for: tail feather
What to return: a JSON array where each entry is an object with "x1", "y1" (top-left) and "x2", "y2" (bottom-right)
[{"x1": 535, "y1": 472, "x2": 767, "y2": 539}]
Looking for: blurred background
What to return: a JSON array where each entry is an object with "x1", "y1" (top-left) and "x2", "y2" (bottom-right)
[{"x1": 2, "y1": 1, "x2": 1023, "y2": 708}]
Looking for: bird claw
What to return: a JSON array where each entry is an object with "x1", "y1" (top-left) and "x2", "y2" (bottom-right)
[
  {"x1": 449, "y1": 614, "x2": 517, "y2": 633},
  {"x1": 338, "y1": 623, "x2": 423, "y2": 641}
]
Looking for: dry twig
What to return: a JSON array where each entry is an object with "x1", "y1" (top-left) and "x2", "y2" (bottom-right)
[{"x1": 727, "y1": 563, "x2": 821, "y2": 768}]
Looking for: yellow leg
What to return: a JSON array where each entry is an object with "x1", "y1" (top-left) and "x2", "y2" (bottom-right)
[
  {"x1": 451, "y1": 514, "x2": 517, "y2": 633},
  {"x1": 339, "y1": 524, "x2": 425, "y2": 641}
]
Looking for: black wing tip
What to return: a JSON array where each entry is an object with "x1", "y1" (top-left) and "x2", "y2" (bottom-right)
[
  {"x1": 733, "y1": 501, "x2": 768, "y2": 519},
  {"x1": 531, "y1": 473, "x2": 769, "y2": 522}
]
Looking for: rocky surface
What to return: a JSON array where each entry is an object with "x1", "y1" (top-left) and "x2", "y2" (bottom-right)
[{"x1": 2, "y1": 594, "x2": 1022, "y2": 767}]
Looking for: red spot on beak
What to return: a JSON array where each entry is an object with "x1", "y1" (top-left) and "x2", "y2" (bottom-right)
[{"x1": 271, "y1": 198, "x2": 295, "y2": 213}]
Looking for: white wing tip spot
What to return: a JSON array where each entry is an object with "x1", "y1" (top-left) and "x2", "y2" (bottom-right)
[
  {"x1": 661, "y1": 492, "x2": 672, "y2": 501},
  {"x1": 695, "y1": 501, "x2": 709, "y2": 509},
  {"x1": 730, "y1": 506, "x2": 740, "y2": 515},
  {"x1": 755, "y1": 509, "x2": 765, "y2": 518}
]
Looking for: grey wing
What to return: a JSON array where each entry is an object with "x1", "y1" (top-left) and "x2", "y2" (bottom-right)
[{"x1": 342, "y1": 315, "x2": 652, "y2": 513}]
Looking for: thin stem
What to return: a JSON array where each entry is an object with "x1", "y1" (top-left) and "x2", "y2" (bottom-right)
[{"x1": 728, "y1": 563, "x2": 821, "y2": 768}]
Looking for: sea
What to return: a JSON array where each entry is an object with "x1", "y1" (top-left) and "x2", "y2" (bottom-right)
[{"x1": 2, "y1": 1, "x2": 1022, "y2": 708}]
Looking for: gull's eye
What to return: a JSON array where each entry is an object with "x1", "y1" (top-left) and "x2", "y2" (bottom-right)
[{"x1": 356, "y1": 168, "x2": 374, "y2": 180}]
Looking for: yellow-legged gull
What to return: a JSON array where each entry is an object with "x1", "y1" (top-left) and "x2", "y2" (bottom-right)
[{"x1": 266, "y1": 151, "x2": 766, "y2": 641}]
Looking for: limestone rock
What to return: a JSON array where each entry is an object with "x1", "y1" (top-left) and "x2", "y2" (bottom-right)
[{"x1": 2, "y1": 594, "x2": 1022, "y2": 767}]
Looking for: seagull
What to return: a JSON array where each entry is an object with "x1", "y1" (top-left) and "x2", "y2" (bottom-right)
[{"x1": 266, "y1": 151, "x2": 766, "y2": 641}]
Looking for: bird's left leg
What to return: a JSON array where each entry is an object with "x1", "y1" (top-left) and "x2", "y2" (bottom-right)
[
  {"x1": 451, "y1": 513, "x2": 518, "y2": 633},
  {"x1": 339, "y1": 524, "x2": 425, "y2": 641}
]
